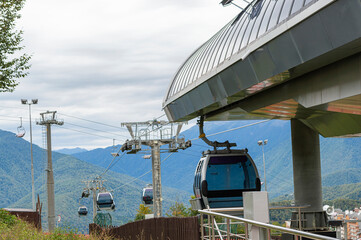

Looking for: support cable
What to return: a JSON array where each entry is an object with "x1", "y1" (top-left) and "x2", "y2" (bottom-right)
[
  {"x1": 99, "y1": 150, "x2": 126, "y2": 177},
  {"x1": 57, "y1": 113, "x2": 126, "y2": 130},
  {"x1": 190, "y1": 119, "x2": 271, "y2": 141},
  {"x1": 54, "y1": 125, "x2": 124, "y2": 142},
  {"x1": 112, "y1": 152, "x2": 174, "y2": 191},
  {"x1": 65, "y1": 122, "x2": 129, "y2": 138}
]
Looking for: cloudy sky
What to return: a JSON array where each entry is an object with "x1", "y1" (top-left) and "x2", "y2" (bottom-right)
[{"x1": 0, "y1": 0, "x2": 246, "y2": 150}]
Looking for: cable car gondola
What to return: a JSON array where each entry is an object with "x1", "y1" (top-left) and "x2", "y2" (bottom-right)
[
  {"x1": 15, "y1": 117, "x2": 26, "y2": 138},
  {"x1": 78, "y1": 206, "x2": 88, "y2": 216},
  {"x1": 193, "y1": 149, "x2": 261, "y2": 210},
  {"x1": 97, "y1": 192, "x2": 115, "y2": 211},
  {"x1": 111, "y1": 139, "x2": 119, "y2": 157},
  {"x1": 142, "y1": 184, "x2": 153, "y2": 205}
]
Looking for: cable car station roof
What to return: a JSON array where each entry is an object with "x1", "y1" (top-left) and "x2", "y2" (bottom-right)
[{"x1": 163, "y1": 0, "x2": 361, "y2": 137}]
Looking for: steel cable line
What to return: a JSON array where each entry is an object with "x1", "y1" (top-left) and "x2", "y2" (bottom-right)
[
  {"x1": 0, "y1": 106, "x2": 24, "y2": 110},
  {"x1": 57, "y1": 113, "x2": 126, "y2": 130},
  {"x1": 0, "y1": 118, "x2": 22, "y2": 122},
  {"x1": 112, "y1": 152, "x2": 175, "y2": 191},
  {"x1": 65, "y1": 122, "x2": 129, "y2": 139},
  {"x1": 155, "y1": 113, "x2": 166, "y2": 120},
  {"x1": 54, "y1": 125, "x2": 124, "y2": 142},
  {"x1": 112, "y1": 120, "x2": 272, "y2": 192},
  {"x1": 100, "y1": 151, "x2": 126, "y2": 177},
  {"x1": 0, "y1": 114, "x2": 22, "y2": 119},
  {"x1": 176, "y1": 151, "x2": 201, "y2": 158},
  {"x1": 190, "y1": 119, "x2": 271, "y2": 141}
]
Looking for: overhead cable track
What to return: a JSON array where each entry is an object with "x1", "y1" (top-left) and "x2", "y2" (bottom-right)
[
  {"x1": 155, "y1": 113, "x2": 166, "y2": 120},
  {"x1": 112, "y1": 152, "x2": 175, "y2": 191},
  {"x1": 112, "y1": 119, "x2": 272, "y2": 192},
  {"x1": 0, "y1": 114, "x2": 22, "y2": 119},
  {"x1": 100, "y1": 151, "x2": 126, "y2": 177},
  {"x1": 54, "y1": 125, "x2": 125, "y2": 142},
  {"x1": 65, "y1": 122, "x2": 129, "y2": 139},
  {"x1": 190, "y1": 119, "x2": 271, "y2": 141},
  {"x1": 0, "y1": 118, "x2": 22, "y2": 122},
  {"x1": 58, "y1": 113, "x2": 127, "y2": 130}
]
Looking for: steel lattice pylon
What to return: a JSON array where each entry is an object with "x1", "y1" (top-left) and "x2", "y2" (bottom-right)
[{"x1": 121, "y1": 119, "x2": 191, "y2": 218}]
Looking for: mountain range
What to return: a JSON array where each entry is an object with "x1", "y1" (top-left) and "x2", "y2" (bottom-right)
[
  {"x1": 0, "y1": 129, "x2": 190, "y2": 231},
  {"x1": 69, "y1": 120, "x2": 361, "y2": 199},
  {"x1": 1, "y1": 119, "x2": 360, "y2": 231}
]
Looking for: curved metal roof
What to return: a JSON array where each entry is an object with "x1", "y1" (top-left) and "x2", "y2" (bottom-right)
[
  {"x1": 164, "y1": 0, "x2": 324, "y2": 105},
  {"x1": 162, "y1": 0, "x2": 361, "y2": 138}
]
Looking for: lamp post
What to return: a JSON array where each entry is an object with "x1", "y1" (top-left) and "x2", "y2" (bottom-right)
[
  {"x1": 21, "y1": 99, "x2": 38, "y2": 211},
  {"x1": 257, "y1": 139, "x2": 268, "y2": 192}
]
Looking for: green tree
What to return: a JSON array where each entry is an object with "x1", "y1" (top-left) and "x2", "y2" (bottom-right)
[
  {"x1": 134, "y1": 204, "x2": 152, "y2": 221},
  {"x1": 166, "y1": 201, "x2": 190, "y2": 217},
  {"x1": 0, "y1": 0, "x2": 31, "y2": 92}
]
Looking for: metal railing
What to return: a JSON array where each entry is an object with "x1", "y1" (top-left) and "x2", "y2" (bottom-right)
[{"x1": 199, "y1": 209, "x2": 338, "y2": 240}]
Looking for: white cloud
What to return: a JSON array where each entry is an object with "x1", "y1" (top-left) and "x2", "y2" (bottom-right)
[{"x1": 0, "y1": 0, "x2": 242, "y2": 149}]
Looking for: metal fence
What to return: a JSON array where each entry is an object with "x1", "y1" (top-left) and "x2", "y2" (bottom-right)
[
  {"x1": 89, "y1": 216, "x2": 200, "y2": 240},
  {"x1": 199, "y1": 209, "x2": 338, "y2": 240}
]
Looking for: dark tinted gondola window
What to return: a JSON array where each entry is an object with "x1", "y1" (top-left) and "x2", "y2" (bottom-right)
[
  {"x1": 206, "y1": 155, "x2": 257, "y2": 191},
  {"x1": 144, "y1": 189, "x2": 153, "y2": 197}
]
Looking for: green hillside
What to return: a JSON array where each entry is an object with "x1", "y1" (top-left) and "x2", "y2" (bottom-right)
[
  {"x1": 0, "y1": 129, "x2": 190, "y2": 231},
  {"x1": 72, "y1": 120, "x2": 361, "y2": 199}
]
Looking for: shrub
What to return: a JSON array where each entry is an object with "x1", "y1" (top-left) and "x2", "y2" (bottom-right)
[{"x1": 0, "y1": 209, "x2": 18, "y2": 227}]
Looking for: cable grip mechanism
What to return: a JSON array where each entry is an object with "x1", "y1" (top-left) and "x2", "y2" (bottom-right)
[{"x1": 197, "y1": 116, "x2": 236, "y2": 152}]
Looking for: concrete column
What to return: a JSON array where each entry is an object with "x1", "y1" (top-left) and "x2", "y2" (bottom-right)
[
  {"x1": 46, "y1": 124, "x2": 55, "y2": 232},
  {"x1": 244, "y1": 192, "x2": 269, "y2": 240},
  {"x1": 151, "y1": 142, "x2": 162, "y2": 217},
  {"x1": 291, "y1": 119, "x2": 327, "y2": 230},
  {"x1": 92, "y1": 188, "x2": 97, "y2": 220}
]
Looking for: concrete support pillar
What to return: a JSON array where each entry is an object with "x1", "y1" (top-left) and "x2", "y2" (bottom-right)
[
  {"x1": 92, "y1": 188, "x2": 97, "y2": 220},
  {"x1": 151, "y1": 142, "x2": 162, "y2": 217},
  {"x1": 290, "y1": 119, "x2": 327, "y2": 230},
  {"x1": 46, "y1": 124, "x2": 55, "y2": 232},
  {"x1": 244, "y1": 192, "x2": 269, "y2": 240}
]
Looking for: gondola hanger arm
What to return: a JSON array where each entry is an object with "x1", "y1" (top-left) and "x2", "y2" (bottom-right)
[{"x1": 198, "y1": 116, "x2": 236, "y2": 151}]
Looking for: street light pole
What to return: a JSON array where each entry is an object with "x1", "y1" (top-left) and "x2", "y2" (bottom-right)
[
  {"x1": 258, "y1": 139, "x2": 268, "y2": 192},
  {"x1": 21, "y1": 99, "x2": 38, "y2": 211}
]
